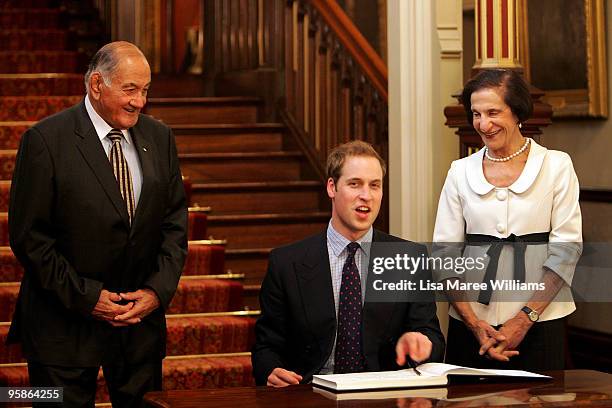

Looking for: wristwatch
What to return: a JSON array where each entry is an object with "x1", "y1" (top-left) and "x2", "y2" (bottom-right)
[{"x1": 521, "y1": 306, "x2": 539, "y2": 322}]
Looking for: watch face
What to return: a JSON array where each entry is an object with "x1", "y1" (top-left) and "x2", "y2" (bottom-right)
[{"x1": 528, "y1": 311, "x2": 539, "y2": 322}]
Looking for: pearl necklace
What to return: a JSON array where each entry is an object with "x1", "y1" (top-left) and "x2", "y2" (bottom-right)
[{"x1": 485, "y1": 138, "x2": 530, "y2": 162}]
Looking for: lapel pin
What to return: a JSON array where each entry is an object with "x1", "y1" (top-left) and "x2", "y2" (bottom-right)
[{"x1": 143, "y1": 147, "x2": 147, "y2": 152}]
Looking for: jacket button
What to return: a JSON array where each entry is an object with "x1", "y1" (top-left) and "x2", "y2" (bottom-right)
[
  {"x1": 496, "y1": 189, "x2": 507, "y2": 200},
  {"x1": 496, "y1": 223, "x2": 505, "y2": 233}
]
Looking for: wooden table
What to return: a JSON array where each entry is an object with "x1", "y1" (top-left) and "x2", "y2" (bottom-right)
[{"x1": 144, "y1": 370, "x2": 612, "y2": 407}]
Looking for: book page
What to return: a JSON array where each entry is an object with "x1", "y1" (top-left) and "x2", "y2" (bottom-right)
[
  {"x1": 417, "y1": 363, "x2": 551, "y2": 379},
  {"x1": 314, "y1": 369, "x2": 434, "y2": 386},
  {"x1": 313, "y1": 369, "x2": 446, "y2": 391},
  {"x1": 417, "y1": 363, "x2": 483, "y2": 376},
  {"x1": 465, "y1": 369, "x2": 551, "y2": 378}
]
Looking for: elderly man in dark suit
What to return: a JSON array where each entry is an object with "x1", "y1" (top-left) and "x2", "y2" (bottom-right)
[
  {"x1": 252, "y1": 141, "x2": 445, "y2": 387},
  {"x1": 8, "y1": 41, "x2": 187, "y2": 406}
]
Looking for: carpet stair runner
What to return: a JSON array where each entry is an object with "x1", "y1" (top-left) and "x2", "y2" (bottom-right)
[
  {"x1": 0, "y1": 180, "x2": 198, "y2": 213},
  {"x1": 0, "y1": 354, "x2": 254, "y2": 405},
  {"x1": 0, "y1": 0, "x2": 337, "y2": 400},
  {"x1": 0, "y1": 241, "x2": 226, "y2": 282},
  {"x1": 145, "y1": 97, "x2": 330, "y2": 309},
  {"x1": 0, "y1": 211, "x2": 209, "y2": 247},
  {"x1": 0, "y1": 95, "x2": 83, "y2": 121},
  {"x1": 0, "y1": 51, "x2": 83, "y2": 74},
  {"x1": 1, "y1": 312, "x2": 257, "y2": 364},
  {"x1": 0, "y1": 123, "x2": 33, "y2": 150},
  {"x1": 0, "y1": 74, "x2": 84, "y2": 97},
  {"x1": 1, "y1": 29, "x2": 70, "y2": 51},
  {"x1": 0, "y1": 276, "x2": 244, "y2": 322}
]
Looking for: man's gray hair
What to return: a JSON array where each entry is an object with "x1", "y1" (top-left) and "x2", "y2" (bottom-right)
[{"x1": 84, "y1": 42, "x2": 146, "y2": 91}]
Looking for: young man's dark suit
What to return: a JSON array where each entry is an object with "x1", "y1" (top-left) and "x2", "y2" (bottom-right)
[
  {"x1": 7, "y1": 100, "x2": 187, "y2": 400},
  {"x1": 252, "y1": 229, "x2": 445, "y2": 385}
]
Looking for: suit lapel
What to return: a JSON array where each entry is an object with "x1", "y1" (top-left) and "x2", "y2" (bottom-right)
[
  {"x1": 294, "y1": 234, "x2": 336, "y2": 341},
  {"x1": 73, "y1": 101, "x2": 130, "y2": 227},
  {"x1": 363, "y1": 230, "x2": 399, "y2": 353},
  {"x1": 129, "y1": 124, "x2": 154, "y2": 235}
]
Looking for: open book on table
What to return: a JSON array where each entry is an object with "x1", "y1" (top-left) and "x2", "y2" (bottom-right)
[{"x1": 312, "y1": 362, "x2": 551, "y2": 392}]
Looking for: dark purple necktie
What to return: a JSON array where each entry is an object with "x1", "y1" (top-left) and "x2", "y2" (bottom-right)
[{"x1": 334, "y1": 242, "x2": 366, "y2": 373}]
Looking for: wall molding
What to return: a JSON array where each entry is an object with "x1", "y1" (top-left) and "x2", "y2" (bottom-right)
[
  {"x1": 388, "y1": 0, "x2": 435, "y2": 241},
  {"x1": 437, "y1": 24, "x2": 462, "y2": 59}
]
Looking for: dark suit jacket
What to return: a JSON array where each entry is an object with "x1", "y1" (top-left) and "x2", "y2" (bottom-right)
[
  {"x1": 252, "y1": 230, "x2": 445, "y2": 385},
  {"x1": 7, "y1": 100, "x2": 188, "y2": 367}
]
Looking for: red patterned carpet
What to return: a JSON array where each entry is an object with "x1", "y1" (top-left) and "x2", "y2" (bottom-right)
[{"x1": 0, "y1": 0, "x2": 257, "y2": 400}]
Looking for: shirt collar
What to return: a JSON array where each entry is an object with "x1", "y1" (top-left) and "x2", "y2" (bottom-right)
[
  {"x1": 85, "y1": 94, "x2": 131, "y2": 144},
  {"x1": 466, "y1": 138, "x2": 547, "y2": 195},
  {"x1": 326, "y1": 220, "x2": 373, "y2": 257}
]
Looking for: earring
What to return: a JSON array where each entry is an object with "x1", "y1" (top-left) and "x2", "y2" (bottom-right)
[{"x1": 518, "y1": 122, "x2": 523, "y2": 129}]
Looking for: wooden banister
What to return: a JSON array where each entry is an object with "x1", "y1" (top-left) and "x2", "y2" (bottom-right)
[
  {"x1": 200, "y1": 0, "x2": 389, "y2": 229},
  {"x1": 308, "y1": 0, "x2": 387, "y2": 101}
]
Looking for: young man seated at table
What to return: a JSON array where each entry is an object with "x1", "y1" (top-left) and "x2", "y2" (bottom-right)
[{"x1": 252, "y1": 141, "x2": 445, "y2": 386}]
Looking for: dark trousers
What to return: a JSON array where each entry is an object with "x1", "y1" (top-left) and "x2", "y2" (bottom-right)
[
  {"x1": 445, "y1": 315, "x2": 566, "y2": 371},
  {"x1": 28, "y1": 360, "x2": 162, "y2": 408}
]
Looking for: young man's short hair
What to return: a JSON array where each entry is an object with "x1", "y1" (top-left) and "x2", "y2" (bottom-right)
[{"x1": 326, "y1": 140, "x2": 386, "y2": 187}]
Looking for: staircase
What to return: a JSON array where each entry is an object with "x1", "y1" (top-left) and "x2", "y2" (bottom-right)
[
  {"x1": 0, "y1": 0, "x2": 332, "y2": 404},
  {"x1": 145, "y1": 96, "x2": 330, "y2": 308}
]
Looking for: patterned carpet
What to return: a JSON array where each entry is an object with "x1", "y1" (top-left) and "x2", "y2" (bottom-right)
[{"x1": 0, "y1": 0, "x2": 257, "y2": 402}]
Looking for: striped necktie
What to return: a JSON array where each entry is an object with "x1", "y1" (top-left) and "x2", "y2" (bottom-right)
[{"x1": 107, "y1": 129, "x2": 135, "y2": 224}]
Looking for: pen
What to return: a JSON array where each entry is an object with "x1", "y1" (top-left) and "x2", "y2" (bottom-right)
[{"x1": 406, "y1": 358, "x2": 422, "y2": 376}]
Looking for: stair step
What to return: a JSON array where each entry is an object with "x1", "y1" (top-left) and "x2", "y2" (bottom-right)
[
  {"x1": 0, "y1": 314, "x2": 255, "y2": 363},
  {"x1": 0, "y1": 211, "x2": 208, "y2": 247},
  {"x1": 163, "y1": 353, "x2": 254, "y2": 388},
  {"x1": 0, "y1": 353, "x2": 254, "y2": 393},
  {"x1": 165, "y1": 316, "x2": 255, "y2": 356},
  {"x1": 0, "y1": 277, "x2": 242, "y2": 322},
  {"x1": 0, "y1": 179, "x2": 198, "y2": 212},
  {"x1": 0, "y1": 121, "x2": 32, "y2": 150},
  {"x1": 168, "y1": 279, "x2": 243, "y2": 314},
  {"x1": 145, "y1": 97, "x2": 260, "y2": 125},
  {"x1": 0, "y1": 9, "x2": 61, "y2": 29},
  {"x1": 179, "y1": 151, "x2": 307, "y2": 183},
  {"x1": 207, "y1": 212, "x2": 328, "y2": 249},
  {"x1": 191, "y1": 180, "x2": 325, "y2": 215},
  {"x1": 0, "y1": 51, "x2": 83, "y2": 74},
  {"x1": 243, "y1": 284, "x2": 262, "y2": 311},
  {"x1": 0, "y1": 150, "x2": 16, "y2": 181},
  {"x1": 0, "y1": 284, "x2": 17, "y2": 322},
  {"x1": 0, "y1": 247, "x2": 21, "y2": 282},
  {"x1": 0, "y1": 96, "x2": 82, "y2": 121},
  {"x1": 148, "y1": 74, "x2": 209, "y2": 98},
  {"x1": 0, "y1": 74, "x2": 83, "y2": 96},
  {"x1": 225, "y1": 248, "x2": 271, "y2": 286},
  {"x1": 173, "y1": 123, "x2": 285, "y2": 153},
  {"x1": 0, "y1": 325, "x2": 21, "y2": 365},
  {"x1": 0, "y1": 243, "x2": 227, "y2": 283},
  {"x1": 0, "y1": 29, "x2": 69, "y2": 51},
  {"x1": 182, "y1": 242, "x2": 226, "y2": 276},
  {"x1": 0, "y1": 181, "x2": 8, "y2": 213}
]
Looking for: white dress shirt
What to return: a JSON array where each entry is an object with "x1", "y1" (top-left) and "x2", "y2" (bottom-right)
[
  {"x1": 85, "y1": 95, "x2": 143, "y2": 208},
  {"x1": 433, "y1": 139, "x2": 582, "y2": 325}
]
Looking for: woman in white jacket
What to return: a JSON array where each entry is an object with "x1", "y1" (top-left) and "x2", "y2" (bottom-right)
[{"x1": 433, "y1": 69, "x2": 582, "y2": 370}]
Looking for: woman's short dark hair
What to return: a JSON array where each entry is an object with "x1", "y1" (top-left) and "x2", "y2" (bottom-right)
[{"x1": 460, "y1": 69, "x2": 533, "y2": 125}]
